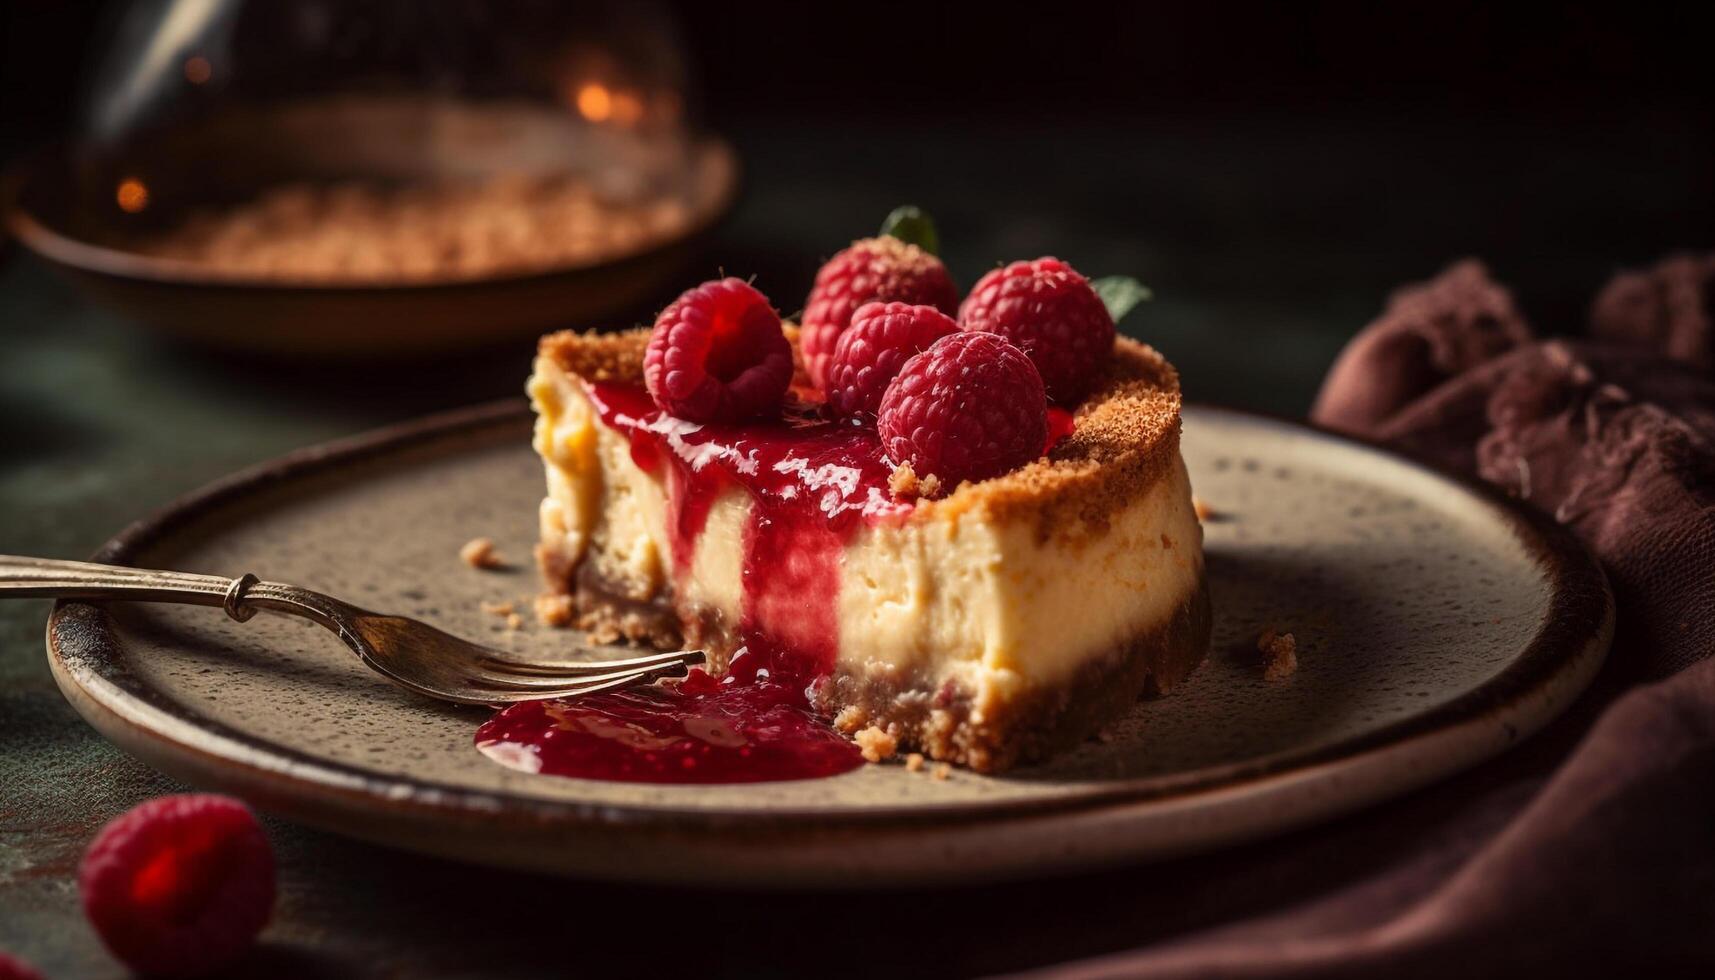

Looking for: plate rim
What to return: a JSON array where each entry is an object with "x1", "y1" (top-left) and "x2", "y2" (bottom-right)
[{"x1": 46, "y1": 399, "x2": 1615, "y2": 838}]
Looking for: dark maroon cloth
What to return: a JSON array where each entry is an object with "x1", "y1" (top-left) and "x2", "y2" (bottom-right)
[
  {"x1": 1590, "y1": 252, "x2": 1715, "y2": 373},
  {"x1": 1310, "y1": 259, "x2": 1533, "y2": 435},
  {"x1": 1019, "y1": 256, "x2": 1715, "y2": 978}
]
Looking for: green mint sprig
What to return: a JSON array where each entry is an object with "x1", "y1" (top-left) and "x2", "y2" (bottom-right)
[
  {"x1": 1090, "y1": 275, "x2": 1153, "y2": 323},
  {"x1": 879, "y1": 205, "x2": 939, "y2": 256}
]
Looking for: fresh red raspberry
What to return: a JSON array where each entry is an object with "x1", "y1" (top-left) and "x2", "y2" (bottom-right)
[
  {"x1": 877, "y1": 331, "x2": 1048, "y2": 486},
  {"x1": 824, "y1": 302, "x2": 959, "y2": 419},
  {"x1": 644, "y1": 278, "x2": 793, "y2": 423},
  {"x1": 801, "y1": 237, "x2": 959, "y2": 390},
  {"x1": 79, "y1": 794, "x2": 276, "y2": 977},
  {"x1": 0, "y1": 952, "x2": 43, "y2": 980},
  {"x1": 958, "y1": 257, "x2": 1115, "y2": 405}
]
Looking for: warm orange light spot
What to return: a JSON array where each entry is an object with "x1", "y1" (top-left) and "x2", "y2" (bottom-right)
[
  {"x1": 183, "y1": 55, "x2": 212, "y2": 84},
  {"x1": 116, "y1": 178, "x2": 149, "y2": 213},
  {"x1": 576, "y1": 83, "x2": 613, "y2": 122},
  {"x1": 610, "y1": 90, "x2": 644, "y2": 126}
]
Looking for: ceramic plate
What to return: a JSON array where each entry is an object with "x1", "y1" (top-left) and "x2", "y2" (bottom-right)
[{"x1": 46, "y1": 403, "x2": 1613, "y2": 886}]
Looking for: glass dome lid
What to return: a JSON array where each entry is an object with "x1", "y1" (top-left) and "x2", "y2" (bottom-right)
[{"x1": 34, "y1": 0, "x2": 732, "y2": 288}]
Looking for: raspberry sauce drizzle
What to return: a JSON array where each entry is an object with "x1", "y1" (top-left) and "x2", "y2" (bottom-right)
[
  {"x1": 475, "y1": 383, "x2": 909, "y2": 783},
  {"x1": 1046, "y1": 406, "x2": 1076, "y2": 453}
]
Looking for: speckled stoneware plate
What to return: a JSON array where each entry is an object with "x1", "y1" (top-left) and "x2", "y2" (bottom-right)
[{"x1": 46, "y1": 402, "x2": 1613, "y2": 887}]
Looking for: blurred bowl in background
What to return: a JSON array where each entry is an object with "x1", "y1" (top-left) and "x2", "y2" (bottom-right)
[
  {"x1": 4, "y1": 0, "x2": 736, "y2": 357},
  {"x1": 6, "y1": 101, "x2": 737, "y2": 357}
]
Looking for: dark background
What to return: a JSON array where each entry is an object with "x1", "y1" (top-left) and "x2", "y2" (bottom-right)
[
  {"x1": 9, "y1": 3, "x2": 1711, "y2": 131},
  {"x1": 5, "y1": 1, "x2": 1711, "y2": 386}
]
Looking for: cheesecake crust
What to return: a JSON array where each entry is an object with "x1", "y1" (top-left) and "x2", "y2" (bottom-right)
[
  {"x1": 550, "y1": 556, "x2": 1213, "y2": 773},
  {"x1": 820, "y1": 575, "x2": 1213, "y2": 772}
]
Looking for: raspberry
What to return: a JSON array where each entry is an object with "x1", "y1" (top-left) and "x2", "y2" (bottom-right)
[
  {"x1": 644, "y1": 278, "x2": 792, "y2": 423},
  {"x1": 877, "y1": 332, "x2": 1048, "y2": 487},
  {"x1": 958, "y1": 257, "x2": 1116, "y2": 405},
  {"x1": 824, "y1": 302, "x2": 959, "y2": 418},
  {"x1": 79, "y1": 794, "x2": 276, "y2": 977},
  {"x1": 0, "y1": 952, "x2": 43, "y2": 980},
  {"x1": 801, "y1": 237, "x2": 959, "y2": 390}
]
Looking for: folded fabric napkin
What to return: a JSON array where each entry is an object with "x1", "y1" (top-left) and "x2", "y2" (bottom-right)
[{"x1": 1023, "y1": 254, "x2": 1715, "y2": 977}]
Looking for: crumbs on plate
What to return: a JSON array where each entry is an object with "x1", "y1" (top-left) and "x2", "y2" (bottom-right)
[
  {"x1": 460, "y1": 537, "x2": 505, "y2": 570},
  {"x1": 855, "y1": 726, "x2": 899, "y2": 763},
  {"x1": 533, "y1": 593, "x2": 575, "y2": 628},
  {"x1": 1257, "y1": 628, "x2": 1299, "y2": 681}
]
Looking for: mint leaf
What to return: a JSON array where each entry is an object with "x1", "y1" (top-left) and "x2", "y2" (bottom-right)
[
  {"x1": 1091, "y1": 275, "x2": 1153, "y2": 323},
  {"x1": 879, "y1": 206, "x2": 939, "y2": 256}
]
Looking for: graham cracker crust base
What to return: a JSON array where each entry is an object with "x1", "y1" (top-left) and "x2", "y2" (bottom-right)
[
  {"x1": 538, "y1": 545, "x2": 1213, "y2": 773},
  {"x1": 821, "y1": 576, "x2": 1212, "y2": 773}
]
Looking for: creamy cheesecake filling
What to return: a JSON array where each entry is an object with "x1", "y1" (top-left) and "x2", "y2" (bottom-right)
[
  {"x1": 837, "y1": 458, "x2": 1201, "y2": 708},
  {"x1": 530, "y1": 355, "x2": 1203, "y2": 696}
]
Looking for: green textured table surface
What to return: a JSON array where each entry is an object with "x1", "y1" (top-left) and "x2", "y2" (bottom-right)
[{"x1": 2, "y1": 120, "x2": 1708, "y2": 977}]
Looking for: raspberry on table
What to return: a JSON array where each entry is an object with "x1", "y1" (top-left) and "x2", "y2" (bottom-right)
[
  {"x1": 644, "y1": 278, "x2": 793, "y2": 423},
  {"x1": 79, "y1": 794, "x2": 276, "y2": 978},
  {"x1": 0, "y1": 952, "x2": 44, "y2": 980},
  {"x1": 824, "y1": 302, "x2": 959, "y2": 419},
  {"x1": 958, "y1": 256, "x2": 1116, "y2": 405},
  {"x1": 877, "y1": 331, "x2": 1048, "y2": 488},
  {"x1": 801, "y1": 237, "x2": 959, "y2": 390}
]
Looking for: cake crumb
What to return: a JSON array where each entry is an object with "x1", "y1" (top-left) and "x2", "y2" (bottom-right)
[
  {"x1": 931, "y1": 763, "x2": 952, "y2": 781},
  {"x1": 888, "y1": 461, "x2": 917, "y2": 496},
  {"x1": 584, "y1": 623, "x2": 622, "y2": 645},
  {"x1": 480, "y1": 599, "x2": 516, "y2": 617},
  {"x1": 504, "y1": 612, "x2": 524, "y2": 631},
  {"x1": 905, "y1": 753, "x2": 926, "y2": 772},
  {"x1": 460, "y1": 537, "x2": 504, "y2": 569},
  {"x1": 833, "y1": 705, "x2": 869, "y2": 732},
  {"x1": 888, "y1": 461, "x2": 943, "y2": 500},
  {"x1": 1193, "y1": 496, "x2": 1217, "y2": 521},
  {"x1": 534, "y1": 593, "x2": 574, "y2": 628},
  {"x1": 854, "y1": 726, "x2": 899, "y2": 763},
  {"x1": 1258, "y1": 628, "x2": 1298, "y2": 681}
]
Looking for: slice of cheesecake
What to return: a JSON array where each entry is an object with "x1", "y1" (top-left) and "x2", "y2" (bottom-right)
[{"x1": 528, "y1": 327, "x2": 1211, "y2": 773}]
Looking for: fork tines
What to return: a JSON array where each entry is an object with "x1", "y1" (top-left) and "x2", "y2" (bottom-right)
[{"x1": 472, "y1": 648, "x2": 706, "y2": 696}]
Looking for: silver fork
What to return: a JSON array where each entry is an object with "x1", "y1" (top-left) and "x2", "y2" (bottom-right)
[{"x1": 4, "y1": 555, "x2": 704, "y2": 705}]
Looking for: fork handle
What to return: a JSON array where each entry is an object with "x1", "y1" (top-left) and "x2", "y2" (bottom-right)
[{"x1": 0, "y1": 555, "x2": 265, "y2": 622}]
